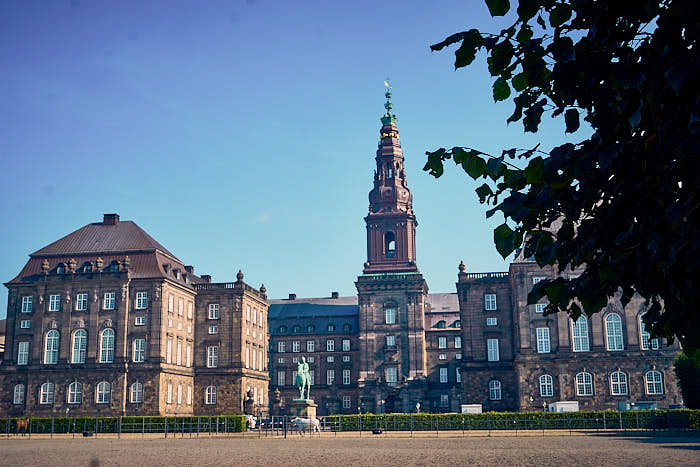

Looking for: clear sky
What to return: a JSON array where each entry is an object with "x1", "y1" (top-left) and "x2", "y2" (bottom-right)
[{"x1": 0, "y1": 1, "x2": 586, "y2": 318}]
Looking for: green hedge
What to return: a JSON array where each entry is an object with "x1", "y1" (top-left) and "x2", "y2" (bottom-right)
[
  {"x1": 0, "y1": 415, "x2": 246, "y2": 434},
  {"x1": 327, "y1": 409, "x2": 700, "y2": 431}
]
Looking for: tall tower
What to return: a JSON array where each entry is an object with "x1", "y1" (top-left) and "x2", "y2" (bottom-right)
[{"x1": 356, "y1": 84, "x2": 428, "y2": 413}]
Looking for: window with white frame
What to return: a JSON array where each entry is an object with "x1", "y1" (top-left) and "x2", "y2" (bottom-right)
[
  {"x1": 65, "y1": 381, "x2": 81, "y2": 404},
  {"x1": 343, "y1": 395, "x2": 351, "y2": 409},
  {"x1": 456, "y1": 368, "x2": 461, "y2": 383},
  {"x1": 487, "y1": 338, "x2": 499, "y2": 361},
  {"x1": 168, "y1": 294, "x2": 174, "y2": 313},
  {"x1": 20, "y1": 319, "x2": 30, "y2": 329},
  {"x1": 22, "y1": 296, "x2": 33, "y2": 312},
  {"x1": 292, "y1": 341, "x2": 300, "y2": 352},
  {"x1": 533, "y1": 276, "x2": 545, "y2": 285},
  {"x1": 278, "y1": 341, "x2": 285, "y2": 353},
  {"x1": 40, "y1": 382, "x2": 55, "y2": 404},
  {"x1": 178, "y1": 298, "x2": 183, "y2": 316},
  {"x1": 639, "y1": 314, "x2": 660, "y2": 350},
  {"x1": 277, "y1": 371, "x2": 285, "y2": 386},
  {"x1": 13, "y1": 384, "x2": 25, "y2": 405},
  {"x1": 307, "y1": 340, "x2": 315, "y2": 352},
  {"x1": 133, "y1": 339, "x2": 145, "y2": 362},
  {"x1": 605, "y1": 314, "x2": 624, "y2": 350},
  {"x1": 103, "y1": 292, "x2": 116, "y2": 310},
  {"x1": 96, "y1": 381, "x2": 111, "y2": 404},
  {"x1": 176, "y1": 341, "x2": 182, "y2": 366},
  {"x1": 342, "y1": 339, "x2": 350, "y2": 351},
  {"x1": 245, "y1": 347, "x2": 250, "y2": 368},
  {"x1": 438, "y1": 336, "x2": 447, "y2": 349},
  {"x1": 343, "y1": 355, "x2": 351, "y2": 362},
  {"x1": 208, "y1": 303, "x2": 219, "y2": 320},
  {"x1": 645, "y1": 370, "x2": 663, "y2": 394},
  {"x1": 489, "y1": 380, "x2": 501, "y2": 400},
  {"x1": 246, "y1": 305, "x2": 251, "y2": 322},
  {"x1": 186, "y1": 345, "x2": 192, "y2": 367},
  {"x1": 166, "y1": 339, "x2": 172, "y2": 364},
  {"x1": 166, "y1": 383, "x2": 173, "y2": 404},
  {"x1": 485, "y1": 294, "x2": 497, "y2": 311},
  {"x1": 327, "y1": 323, "x2": 335, "y2": 332},
  {"x1": 207, "y1": 346, "x2": 218, "y2": 368},
  {"x1": 540, "y1": 374, "x2": 554, "y2": 397},
  {"x1": 439, "y1": 353, "x2": 447, "y2": 360},
  {"x1": 49, "y1": 294, "x2": 61, "y2": 312},
  {"x1": 385, "y1": 367, "x2": 397, "y2": 386},
  {"x1": 571, "y1": 317, "x2": 590, "y2": 352},
  {"x1": 72, "y1": 329, "x2": 87, "y2": 363},
  {"x1": 309, "y1": 370, "x2": 315, "y2": 385},
  {"x1": 327, "y1": 356, "x2": 334, "y2": 362},
  {"x1": 45, "y1": 330, "x2": 59, "y2": 364},
  {"x1": 135, "y1": 316, "x2": 146, "y2": 326},
  {"x1": 610, "y1": 371, "x2": 628, "y2": 395},
  {"x1": 343, "y1": 369, "x2": 351, "y2": 385},
  {"x1": 385, "y1": 307, "x2": 396, "y2": 324},
  {"x1": 205, "y1": 386, "x2": 217, "y2": 404},
  {"x1": 575, "y1": 372, "x2": 593, "y2": 396},
  {"x1": 17, "y1": 341, "x2": 29, "y2": 365},
  {"x1": 76, "y1": 293, "x2": 88, "y2": 311},
  {"x1": 326, "y1": 369, "x2": 335, "y2": 385},
  {"x1": 136, "y1": 291, "x2": 148, "y2": 310},
  {"x1": 130, "y1": 382, "x2": 143, "y2": 403},
  {"x1": 327, "y1": 339, "x2": 335, "y2": 352},
  {"x1": 187, "y1": 301, "x2": 193, "y2": 320},
  {"x1": 278, "y1": 357, "x2": 284, "y2": 364},
  {"x1": 187, "y1": 386, "x2": 192, "y2": 405},
  {"x1": 536, "y1": 327, "x2": 551, "y2": 353},
  {"x1": 177, "y1": 384, "x2": 182, "y2": 405},
  {"x1": 209, "y1": 325, "x2": 218, "y2": 335},
  {"x1": 486, "y1": 317, "x2": 497, "y2": 326},
  {"x1": 535, "y1": 303, "x2": 546, "y2": 313},
  {"x1": 455, "y1": 336, "x2": 462, "y2": 348},
  {"x1": 439, "y1": 367, "x2": 448, "y2": 383},
  {"x1": 100, "y1": 329, "x2": 115, "y2": 363},
  {"x1": 386, "y1": 335, "x2": 396, "y2": 348}
]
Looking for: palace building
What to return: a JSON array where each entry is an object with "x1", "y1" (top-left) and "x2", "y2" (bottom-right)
[{"x1": 1, "y1": 90, "x2": 682, "y2": 417}]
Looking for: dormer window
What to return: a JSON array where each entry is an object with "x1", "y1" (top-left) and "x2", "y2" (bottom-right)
[
  {"x1": 436, "y1": 320, "x2": 446, "y2": 329},
  {"x1": 107, "y1": 261, "x2": 119, "y2": 272},
  {"x1": 175, "y1": 269, "x2": 181, "y2": 280},
  {"x1": 292, "y1": 325, "x2": 301, "y2": 333},
  {"x1": 81, "y1": 262, "x2": 93, "y2": 273},
  {"x1": 384, "y1": 231, "x2": 396, "y2": 258},
  {"x1": 56, "y1": 263, "x2": 66, "y2": 274}
]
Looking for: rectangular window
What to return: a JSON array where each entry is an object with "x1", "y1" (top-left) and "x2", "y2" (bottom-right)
[
  {"x1": 252, "y1": 348, "x2": 257, "y2": 370},
  {"x1": 21, "y1": 296, "x2": 33, "y2": 313},
  {"x1": 386, "y1": 367, "x2": 397, "y2": 386},
  {"x1": 455, "y1": 336, "x2": 462, "y2": 348},
  {"x1": 176, "y1": 341, "x2": 182, "y2": 366},
  {"x1": 327, "y1": 356, "x2": 334, "y2": 362},
  {"x1": 484, "y1": 294, "x2": 497, "y2": 311},
  {"x1": 292, "y1": 341, "x2": 300, "y2": 352},
  {"x1": 343, "y1": 355, "x2": 350, "y2": 362},
  {"x1": 309, "y1": 370, "x2": 315, "y2": 385},
  {"x1": 136, "y1": 291, "x2": 148, "y2": 310},
  {"x1": 439, "y1": 367, "x2": 448, "y2": 383},
  {"x1": 187, "y1": 301, "x2": 193, "y2": 320},
  {"x1": 209, "y1": 325, "x2": 218, "y2": 334},
  {"x1": 20, "y1": 320, "x2": 30, "y2": 329},
  {"x1": 186, "y1": 345, "x2": 192, "y2": 367},
  {"x1": 278, "y1": 357, "x2": 284, "y2": 364},
  {"x1": 278, "y1": 341, "x2": 285, "y2": 353},
  {"x1": 308, "y1": 356, "x2": 314, "y2": 363},
  {"x1": 343, "y1": 395, "x2": 351, "y2": 409},
  {"x1": 166, "y1": 339, "x2": 172, "y2": 364},
  {"x1": 14, "y1": 385, "x2": 25, "y2": 405},
  {"x1": 440, "y1": 394, "x2": 449, "y2": 407},
  {"x1": 438, "y1": 336, "x2": 447, "y2": 349},
  {"x1": 135, "y1": 316, "x2": 146, "y2": 326},
  {"x1": 306, "y1": 340, "x2": 315, "y2": 352},
  {"x1": 386, "y1": 335, "x2": 396, "y2": 348},
  {"x1": 208, "y1": 303, "x2": 219, "y2": 319},
  {"x1": 535, "y1": 303, "x2": 546, "y2": 313},
  {"x1": 76, "y1": 293, "x2": 88, "y2": 311},
  {"x1": 343, "y1": 369, "x2": 351, "y2": 385},
  {"x1": 178, "y1": 298, "x2": 183, "y2": 316},
  {"x1": 572, "y1": 317, "x2": 590, "y2": 352},
  {"x1": 246, "y1": 305, "x2": 251, "y2": 322},
  {"x1": 456, "y1": 368, "x2": 461, "y2": 383},
  {"x1": 49, "y1": 294, "x2": 61, "y2": 312},
  {"x1": 168, "y1": 294, "x2": 174, "y2": 313},
  {"x1": 252, "y1": 307, "x2": 257, "y2": 325},
  {"x1": 326, "y1": 369, "x2": 335, "y2": 385},
  {"x1": 133, "y1": 339, "x2": 145, "y2": 362},
  {"x1": 533, "y1": 276, "x2": 545, "y2": 285},
  {"x1": 207, "y1": 346, "x2": 218, "y2": 368},
  {"x1": 326, "y1": 339, "x2": 334, "y2": 352},
  {"x1": 17, "y1": 342, "x2": 29, "y2": 365},
  {"x1": 246, "y1": 347, "x2": 250, "y2": 368},
  {"x1": 167, "y1": 383, "x2": 172, "y2": 404},
  {"x1": 103, "y1": 292, "x2": 116, "y2": 310},
  {"x1": 439, "y1": 353, "x2": 447, "y2": 360},
  {"x1": 277, "y1": 371, "x2": 285, "y2": 386},
  {"x1": 187, "y1": 385, "x2": 192, "y2": 405},
  {"x1": 342, "y1": 339, "x2": 350, "y2": 351},
  {"x1": 486, "y1": 317, "x2": 497, "y2": 326},
  {"x1": 536, "y1": 327, "x2": 551, "y2": 353},
  {"x1": 487, "y1": 338, "x2": 500, "y2": 361},
  {"x1": 177, "y1": 384, "x2": 182, "y2": 405},
  {"x1": 385, "y1": 308, "x2": 396, "y2": 324}
]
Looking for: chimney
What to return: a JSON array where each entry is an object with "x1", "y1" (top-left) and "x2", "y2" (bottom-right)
[
  {"x1": 288, "y1": 293, "x2": 296, "y2": 300},
  {"x1": 185, "y1": 265, "x2": 194, "y2": 274},
  {"x1": 201, "y1": 274, "x2": 212, "y2": 283},
  {"x1": 331, "y1": 291, "x2": 339, "y2": 299},
  {"x1": 103, "y1": 213, "x2": 119, "y2": 225}
]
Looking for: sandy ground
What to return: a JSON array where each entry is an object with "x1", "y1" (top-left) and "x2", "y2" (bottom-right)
[{"x1": 1, "y1": 433, "x2": 699, "y2": 466}]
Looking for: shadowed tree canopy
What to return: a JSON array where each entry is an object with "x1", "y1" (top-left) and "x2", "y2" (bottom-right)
[{"x1": 424, "y1": 0, "x2": 699, "y2": 360}]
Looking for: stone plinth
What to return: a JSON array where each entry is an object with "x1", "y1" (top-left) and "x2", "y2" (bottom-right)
[{"x1": 290, "y1": 399, "x2": 317, "y2": 418}]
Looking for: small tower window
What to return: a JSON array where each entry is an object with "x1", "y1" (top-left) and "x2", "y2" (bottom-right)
[{"x1": 385, "y1": 231, "x2": 396, "y2": 258}]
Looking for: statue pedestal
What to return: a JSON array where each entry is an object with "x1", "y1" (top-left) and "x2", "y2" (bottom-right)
[{"x1": 290, "y1": 399, "x2": 317, "y2": 418}]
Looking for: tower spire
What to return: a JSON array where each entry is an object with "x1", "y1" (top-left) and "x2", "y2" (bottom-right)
[{"x1": 381, "y1": 79, "x2": 397, "y2": 125}]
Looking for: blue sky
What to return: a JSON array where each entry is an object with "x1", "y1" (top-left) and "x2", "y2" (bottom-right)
[{"x1": 0, "y1": 1, "x2": 586, "y2": 318}]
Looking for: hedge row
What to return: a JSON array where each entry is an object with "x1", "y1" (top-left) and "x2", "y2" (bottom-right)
[
  {"x1": 0, "y1": 415, "x2": 246, "y2": 434},
  {"x1": 327, "y1": 409, "x2": 700, "y2": 431}
]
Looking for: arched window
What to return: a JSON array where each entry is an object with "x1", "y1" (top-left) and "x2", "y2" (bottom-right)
[
  {"x1": 605, "y1": 314, "x2": 624, "y2": 350},
  {"x1": 575, "y1": 372, "x2": 593, "y2": 396},
  {"x1": 436, "y1": 320, "x2": 446, "y2": 329},
  {"x1": 307, "y1": 324, "x2": 315, "y2": 333},
  {"x1": 96, "y1": 381, "x2": 111, "y2": 404},
  {"x1": 68, "y1": 382, "x2": 82, "y2": 404},
  {"x1": 384, "y1": 231, "x2": 396, "y2": 258},
  {"x1": 279, "y1": 326, "x2": 287, "y2": 334},
  {"x1": 205, "y1": 386, "x2": 217, "y2": 405},
  {"x1": 454, "y1": 320, "x2": 461, "y2": 329},
  {"x1": 489, "y1": 380, "x2": 501, "y2": 400},
  {"x1": 327, "y1": 323, "x2": 335, "y2": 333},
  {"x1": 44, "y1": 330, "x2": 59, "y2": 364},
  {"x1": 292, "y1": 325, "x2": 301, "y2": 333},
  {"x1": 100, "y1": 329, "x2": 115, "y2": 363},
  {"x1": 539, "y1": 375, "x2": 554, "y2": 397},
  {"x1": 610, "y1": 371, "x2": 628, "y2": 395},
  {"x1": 343, "y1": 323, "x2": 351, "y2": 332},
  {"x1": 107, "y1": 260, "x2": 120, "y2": 272},
  {"x1": 571, "y1": 317, "x2": 590, "y2": 352},
  {"x1": 639, "y1": 314, "x2": 660, "y2": 350},
  {"x1": 40, "y1": 382, "x2": 55, "y2": 404},
  {"x1": 130, "y1": 382, "x2": 143, "y2": 403},
  {"x1": 13, "y1": 384, "x2": 25, "y2": 405},
  {"x1": 56, "y1": 263, "x2": 66, "y2": 274},
  {"x1": 72, "y1": 329, "x2": 87, "y2": 364},
  {"x1": 645, "y1": 371, "x2": 663, "y2": 395},
  {"x1": 81, "y1": 262, "x2": 93, "y2": 273}
]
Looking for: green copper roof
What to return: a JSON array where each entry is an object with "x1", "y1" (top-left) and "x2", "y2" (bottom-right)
[{"x1": 381, "y1": 82, "x2": 397, "y2": 125}]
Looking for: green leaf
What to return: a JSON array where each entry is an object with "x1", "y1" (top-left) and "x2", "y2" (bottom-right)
[
  {"x1": 485, "y1": 156, "x2": 504, "y2": 180},
  {"x1": 490, "y1": 41, "x2": 514, "y2": 76},
  {"x1": 493, "y1": 78, "x2": 511, "y2": 101},
  {"x1": 536, "y1": 14, "x2": 546, "y2": 29},
  {"x1": 549, "y1": 4, "x2": 572, "y2": 28},
  {"x1": 564, "y1": 108, "x2": 580, "y2": 133},
  {"x1": 454, "y1": 29, "x2": 483, "y2": 69},
  {"x1": 463, "y1": 153, "x2": 487, "y2": 179},
  {"x1": 523, "y1": 156, "x2": 544, "y2": 183},
  {"x1": 475, "y1": 183, "x2": 493, "y2": 203},
  {"x1": 485, "y1": 0, "x2": 510, "y2": 17},
  {"x1": 494, "y1": 223, "x2": 517, "y2": 258},
  {"x1": 516, "y1": 25, "x2": 533, "y2": 44},
  {"x1": 517, "y1": 0, "x2": 540, "y2": 21},
  {"x1": 423, "y1": 148, "x2": 447, "y2": 177},
  {"x1": 512, "y1": 72, "x2": 528, "y2": 91}
]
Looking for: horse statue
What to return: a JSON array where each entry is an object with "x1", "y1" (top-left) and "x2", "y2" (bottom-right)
[
  {"x1": 290, "y1": 416, "x2": 320, "y2": 436},
  {"x1": 294, "y1": 356, "x2": 311, "y2": 400}
]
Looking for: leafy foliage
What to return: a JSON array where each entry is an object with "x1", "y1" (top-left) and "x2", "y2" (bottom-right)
[
  {"x1": 425, "y1": 0, "x2": 700, "y2": 360},
  {"x1": 675, "y1": 353, "x2": 700, "y2": 409}
]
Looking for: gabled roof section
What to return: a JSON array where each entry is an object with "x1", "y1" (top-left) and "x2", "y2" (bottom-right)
[{"x1": 31, "y1": 219, "x2": 178, "y2": 260}]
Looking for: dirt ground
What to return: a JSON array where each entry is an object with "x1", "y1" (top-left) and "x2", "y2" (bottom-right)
[{"x1": 1, "y1": 433, "x2": 699, "y2": 466}]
